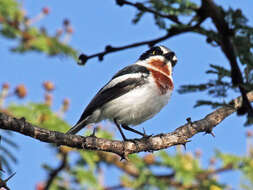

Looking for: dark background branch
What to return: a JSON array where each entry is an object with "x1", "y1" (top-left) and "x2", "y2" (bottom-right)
[
  {"x1": 199, "y1": 0, "x2": 253, "y2": 118},
  {"x1": 44, "y1": 151, "x2": 68, "y2": 190},
  {"x1": 115, "y1": 0, "x2": 182, "y2": 24},
  {"x1": 78, "y1": 25, "x2": 197, "y2": 65}
]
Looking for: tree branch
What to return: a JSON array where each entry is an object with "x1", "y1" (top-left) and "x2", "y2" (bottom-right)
[
  {"x1": 79, "y1": 25, "x2": 197, "y2": 64},
  {"x1": 0, "y1": 91, "x2": 253, "y2": 158},
  {"x1": 115, "y1": 0, "x2": 182, "y2": 24},
  {"x1": 199, "y1": 0, "x2": 253, "y2": 117}
]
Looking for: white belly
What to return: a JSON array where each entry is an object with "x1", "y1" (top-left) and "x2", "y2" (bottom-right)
[{"x1": 100, "y1": 80, "x2": 172, "y2": 126}]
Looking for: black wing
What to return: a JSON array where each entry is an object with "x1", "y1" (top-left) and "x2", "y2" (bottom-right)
[
  {"x1": 112, "y1": 64, "x2": 150, "y2": 79},
  {"x1": 75, "y1": 64, "x2": 149, "y2": 124}
]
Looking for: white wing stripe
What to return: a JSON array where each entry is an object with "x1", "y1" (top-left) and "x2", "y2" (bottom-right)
[{"x1": 102, "y1": 73, "x2": 147, "y2": 91}]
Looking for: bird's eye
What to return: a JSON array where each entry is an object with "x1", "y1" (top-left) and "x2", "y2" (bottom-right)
[
  {"x1": 139, "y1": 46, "x2": 163, "y2": 60},
  {"x1": 152, "y1": 49, "x2": 163, "y2": 56}
]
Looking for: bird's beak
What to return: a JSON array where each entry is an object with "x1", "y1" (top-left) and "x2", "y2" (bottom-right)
[
  {"x1": 171, "y1": 56, "x2": 177, "y2": 67},
  {"x1": 164, "y1": 52, "x2": 177, "y2": 67}
]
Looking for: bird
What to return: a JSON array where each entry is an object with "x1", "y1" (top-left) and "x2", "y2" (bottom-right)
[{"x1": 66, "y1": 45, "x2": 177, "y2": 141}]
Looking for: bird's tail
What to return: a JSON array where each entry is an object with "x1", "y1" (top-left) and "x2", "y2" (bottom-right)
[{"x1": 66, "y1": 117, "x2": 89, "y2": 135}]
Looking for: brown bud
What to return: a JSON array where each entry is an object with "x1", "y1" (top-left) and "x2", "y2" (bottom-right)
[
  {"x1": 35, "y1": 181, "x2": 45, "y2": 190},
  {"x1": 42, "y1": 7, "x2": 50, "y2": 15},
  {"x1": 56, "y1": 28, "x2": 63, "y2": 37},
  {"x1": 63, "y1": 98, "x2": 70, "y2": 112},
  {"x1": 38, "y1": 114, "x2": 49, "y2": 124},
  {"x1": 15, "y1": 84, "x2": 27, "y2": 98},
  {"x1": 209, "y1": 157, "x2": 216, "y2": 165},
  {"x1": 246, "y1": 130, "x2": 253, "y2": 137},
  {"x1": 66, "y1": 26, "x2": 73, "y2": 34},
  {"x1": 44, "y1": 93, "x2": 53, "y2": 106},
  {"x1": 195, "y1": 149, "x2": 202, "y2": 158},
  {"x1": 0, "y1": 16, "x2": 4, "y2": 23},
  {"x1": 43, "y1": 81, "x2": 54, "y2": 92},
  {"x1": 143, "y1": 154, "x2": 155, "y2": 165},
  {"x1": 22, "y1": 31, "x2": 33, "y2": 41},
  {"x1": 2, "y1": 82, "x2": 10, "y2": 90}
]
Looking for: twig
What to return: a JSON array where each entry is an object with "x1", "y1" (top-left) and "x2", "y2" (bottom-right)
[
  {"x1": 0, "y1": 172, "x2": 16, "y2": 190},
  {"x1": 115, "y1": 0, "x2": 182, "y2": 24},
  {"x1": 44, "y1": 151, "x2": 68, "y2": 190},
  {"x1": 79, "y1": 25, "x2": 197, "y2": 64},
  {"x1": 196, "y1": 163, "x2": 233, "y2": 180},
  {"x1": 104, "y1": 184, "x2": 124, "y2": 190},
  {"x1": 0, "y1": 92, "x2": 252, "y2": 158}
]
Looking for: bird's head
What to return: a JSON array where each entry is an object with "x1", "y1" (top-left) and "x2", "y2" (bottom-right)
[{"x1": 138, "y1": 46, "x2": 177, "y2": 73}]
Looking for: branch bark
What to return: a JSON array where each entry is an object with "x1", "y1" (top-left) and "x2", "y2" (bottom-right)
[{"x1": 0, "y1": 91, "x2": 253, "y2": 158}]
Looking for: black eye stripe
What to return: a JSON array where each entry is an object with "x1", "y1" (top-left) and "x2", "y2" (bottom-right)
[
  {"x1": 139, "y1": 46, "x2": 163, "y2": 60},
  {"x1": 165, "y1": 52, "x2": 175, "y2": 60},
  {"x1": 154, "y1": 48, "x2": 163, "y2": 55}
]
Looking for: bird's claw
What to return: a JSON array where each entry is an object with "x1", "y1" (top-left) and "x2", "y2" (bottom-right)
[{"x1": 142, "y1": 128, "x2": 153, "y2": 139}]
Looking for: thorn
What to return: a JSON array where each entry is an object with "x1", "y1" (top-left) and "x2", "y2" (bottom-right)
[
  {"x1": 210, "y1": 131, "x2": 215, "y2": 137},
  {"x1": 120, "y1": 153, "x2": 129, "y2": 161},
  {"x1": 186, "y1": 117, "x2": 192, "y2": 125},
  {"x1": 182, "y1": 140, "x2": 191, "y2": 150},
  {"x1": 204, "y1": 129, "x2": 215, "y2": 137},
  {"x1": 182, "y1": 143, "x2": 187, "y2": 150},
  {"x1": 142, "y1": 128, "x2": 146, "y2": 135},
  {"x1": 142, "y1": 128, "x2": 152, "y2": 139},
  {"x1": 4, "y1": 172, "x2": 16, "y2": 183},
  {"x1": 120, "y1": 156, "x2": 125, "y2": 161},
  {"x1": 90, "y1": 127, "x2": 97, "y2": 137}
]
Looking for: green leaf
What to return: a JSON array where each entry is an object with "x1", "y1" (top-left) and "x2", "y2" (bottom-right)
[{"x1": 7, "y1": 103, "x2": 70, "y2": 132}]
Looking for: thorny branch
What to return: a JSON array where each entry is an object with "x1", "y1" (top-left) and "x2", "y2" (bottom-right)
[{"x1": 0, "y1": 92, "x2": 252, "y2": 158}]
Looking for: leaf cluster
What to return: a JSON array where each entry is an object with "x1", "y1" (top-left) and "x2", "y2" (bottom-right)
[{"x1": 0, "y1": 0, "x2": 78, "y2": 59}]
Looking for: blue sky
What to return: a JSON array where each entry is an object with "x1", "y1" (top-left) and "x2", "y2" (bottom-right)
[{"x1": 1, "y1": 0, "x2": 253, "y2": 189}]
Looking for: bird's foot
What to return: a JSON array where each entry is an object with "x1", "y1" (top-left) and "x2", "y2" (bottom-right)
[{"x1": 142, "y1": 128, "x2": 153, "y2": 139}]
